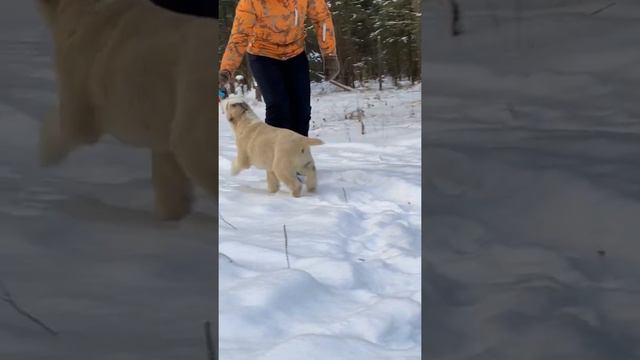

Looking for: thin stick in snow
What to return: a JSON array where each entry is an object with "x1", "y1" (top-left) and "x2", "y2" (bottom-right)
[
  {"x1": 204, "y1": 320, "x2": 215, "y2": 360},
  {"x1": 0, "y1": 281, "x2": 58, "y2": 336},
  {"x1": 345, "y1": 109, "x2": 366, "y2": 136},
  {"x1": 342, "y1": 187, "x2": 349, "y2": 203},
  {"x1": 219, "y1": 253, "x2": 234, "y2": 263},
  {"x1": 515, "y1": 0, "x2": 522, "y2": 50},
  {"x1": 344, "y1": 121, "x2": 352, "y2": 143},
  {"x1": 310, "y1": 70, "x2": 354, "y2": 91},
  {"x1": 283, "y1": 225, "x2": 291, "y2": 269},
  {"x1": 506, "y1": 102, "x2": 519, "y2": 122},
  {"x1": 589, "y1": 2, "x2": 616, "y2": 16},
  {"x1": 451, "y1": 0, "x2": 462, "y2": 36},
  {"x1": 219, "y1": 214, "x2": 237, "y2": 230}
]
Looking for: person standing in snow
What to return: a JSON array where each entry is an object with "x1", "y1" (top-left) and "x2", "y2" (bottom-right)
[{"x1": 219, "y1": 0, "x2": 340, "y2": 137}]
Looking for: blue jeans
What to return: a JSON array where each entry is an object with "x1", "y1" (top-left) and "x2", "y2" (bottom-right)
[{"x1": 248, "y1": 52, "x2": 312, "y2": 137}]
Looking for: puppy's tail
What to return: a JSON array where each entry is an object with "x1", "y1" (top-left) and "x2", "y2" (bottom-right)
[{"x1": 303, "y1": 137, "x2": 324, "y2": 146}]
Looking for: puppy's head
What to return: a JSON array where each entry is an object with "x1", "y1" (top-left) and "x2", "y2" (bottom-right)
[
  {"x1": 36, "y1": 0, "x2": 76, "y2": 26},
  {"x1": 37, "y1": 0, "x2": 101, "y2": 26},
  {"x1": 37, "y1": 0, "x2": 61, "y2": 8},
  {"x1": 223, "y1": 95, "x2": 251, "y2": 127}
]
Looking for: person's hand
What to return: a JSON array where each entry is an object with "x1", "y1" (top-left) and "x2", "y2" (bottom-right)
[
  {"x1": 323, "y1": 55, "x2": 340, "y2": 82},
  {"x1": 219, "y1": 70, "x2": 232, "y2": 87}
]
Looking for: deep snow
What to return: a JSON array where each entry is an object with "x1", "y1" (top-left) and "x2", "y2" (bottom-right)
[
  {"x1": 218, "y1": 83, "x2": 422, "y2": 359},
  {"x1": 424, "y1": 0, "x2": 640, "y2": 359}
]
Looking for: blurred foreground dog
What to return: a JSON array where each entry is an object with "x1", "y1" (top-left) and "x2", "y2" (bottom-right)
[
  {"x1": 37, "y1": 0, "x2": 218, "y2": 220},
  {"x1": 222, "y1": 96, "x2": 323, "y2": 197}
]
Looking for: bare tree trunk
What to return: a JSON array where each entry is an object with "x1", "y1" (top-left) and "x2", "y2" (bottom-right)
[
  {"x1": 407, "y1": 32, "x2": 415, "y2": 85},
  {"x1": 255, "y1": 85, "x2": 262, "y2": 102},
  {"x1": 377, "y1": 36, "x2": 383, "y2": 91},
  {"x1": 245, "y1": 68, "x2": 253, "y2": 91},
  {"x1": 394, "y1": 52, "x2": 401, "y2": 87}
]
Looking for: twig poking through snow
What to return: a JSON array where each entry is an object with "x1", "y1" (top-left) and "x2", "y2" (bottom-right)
[
  {"x1": 589, "y1": 2, "x2": 616, "y2": 16},
  {"x1": 342, "y1": 188, "x2": 349, "y2": 203},
  {"x1": 220, "y1": 214, "x2": 237, "y2": 230},
  {"x1": 219, "y1": 253, "x2": 234, "y2": 263},
  {"x1": 204, "y1": 320, "x2": 215, "y2": 360},
  {"x1": 283, "y1": 225, "x2": 291, "y2": 269},
  {"x1": 345, "y1": 108, "x2": 366, "y2": 135},
  {"x1": 451, "y1": 0, "x2": 462, "y2": 36},
  {"x1": 0, "y1": 280, "x2": 58, "y2": 336},
  {"x1": 506, "y1": 102, "x2": 519, "y2": 122}
]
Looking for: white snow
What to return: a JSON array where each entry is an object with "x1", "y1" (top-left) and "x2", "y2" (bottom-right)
[
  {"x1": 424, "y1": 0, "x2": 640, "y2": 358},
  {"x1": 218, "y1": 84, "x2": 422, "y2": 359}
]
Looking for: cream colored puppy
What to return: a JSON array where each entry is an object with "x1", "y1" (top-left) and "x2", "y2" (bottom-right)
[
  {"x1": 37, "y1": 0, "x2": 218, "y2": 220},
  {"x1": 223, "y1": 96, "x2": 323, "y2": 197}
]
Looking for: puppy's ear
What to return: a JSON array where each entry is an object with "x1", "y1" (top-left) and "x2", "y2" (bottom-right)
[
  {"x1": 37, "y1": 0, "x2": 62, "y2": 18},
  {"x1": 38, "y1": 0, "x2": 61, "y2": 9},
  {"x1": 234, "y1": 102, "x2": 249, "y2": 112}
]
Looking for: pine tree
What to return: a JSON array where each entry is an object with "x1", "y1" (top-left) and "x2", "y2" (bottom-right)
[{"x1": 220, "y1": 0, "x2": 421, "y2": 89}]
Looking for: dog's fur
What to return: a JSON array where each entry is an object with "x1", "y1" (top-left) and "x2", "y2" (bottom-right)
[
  {"x1": 222, "y1": 96, "x2": 323, "y2": 197},
  {"x1": 37, "y1": 0, "x2": 218, "y2": 220}
]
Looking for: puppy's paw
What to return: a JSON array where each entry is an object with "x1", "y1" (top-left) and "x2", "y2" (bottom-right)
[
  {"x1": 156, "y1": 208, "x2": 190, "y2": 221},
  {"x1": 291, "y1": 188, "x2": 302, "y2": 198},
  {"x1": 267, "y1": 182, "x2": 279, "y2": 193},
  {"x1": 155, "y1": 198, "x2": 192, "y2": 221},
  {"x1": 38, "y1": 124, "x2": 70, "y2": 166},
  {"x1": 231, "y1": 162, "x2": 240, "y2": 176}
]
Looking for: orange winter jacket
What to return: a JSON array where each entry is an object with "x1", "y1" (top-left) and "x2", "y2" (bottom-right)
[{"x1": 221, "y1": 0, "x2": 337, "y2": 74}]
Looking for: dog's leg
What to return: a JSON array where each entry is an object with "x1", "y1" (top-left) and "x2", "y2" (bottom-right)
[
  {"x1": 301, "y1": 162, "x2": 318, "y2": 192},
  {"x1": 267, "y1": 170, "x2": 280, "y2": 193},
  {"x1": 39, "y1": 87, "x2": 100, "y2": 166},
  {"x1": 170, "y1": 69, "x2": 218, "y2": 200},
  {"x1": 59, "y1": 89, "x2": 101, "y2": 145},
  {"x1": 152, "y1": 151, "x2": 194, "y2": 221},
  {"x1": 231, "y1": 151, "x2": 250, "y2": 176},
  {"x1": 39, "y1": 108, "x2": 73, "y2": 166},
  {"x1": 275, "y1": 169, "x2": 302, "y2": 198},
  {"x1": 171, "y1": 137, "x2": 217, "y2": 198}
]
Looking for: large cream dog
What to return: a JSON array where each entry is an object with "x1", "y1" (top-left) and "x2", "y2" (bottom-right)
[
  {"x1": 37, "y1": 0, "x2": 218, "y2": 220},
  {"x1": 222, "y1": 96, "x2": 323, "y2": 197}
]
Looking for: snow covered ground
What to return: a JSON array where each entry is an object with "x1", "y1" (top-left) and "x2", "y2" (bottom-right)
[
  {"x1": 424, "y1": 0, "x2": 640, "y2": 359},
  {"x1": 0, "y1": 2, "x2": 421, "y2": 359},
  {"x1": 0, "y1": 3, "x2": 216, "y2": 359},
  {"x1": 218, "y1": 84, "x2": 422, "y2": 359}
]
